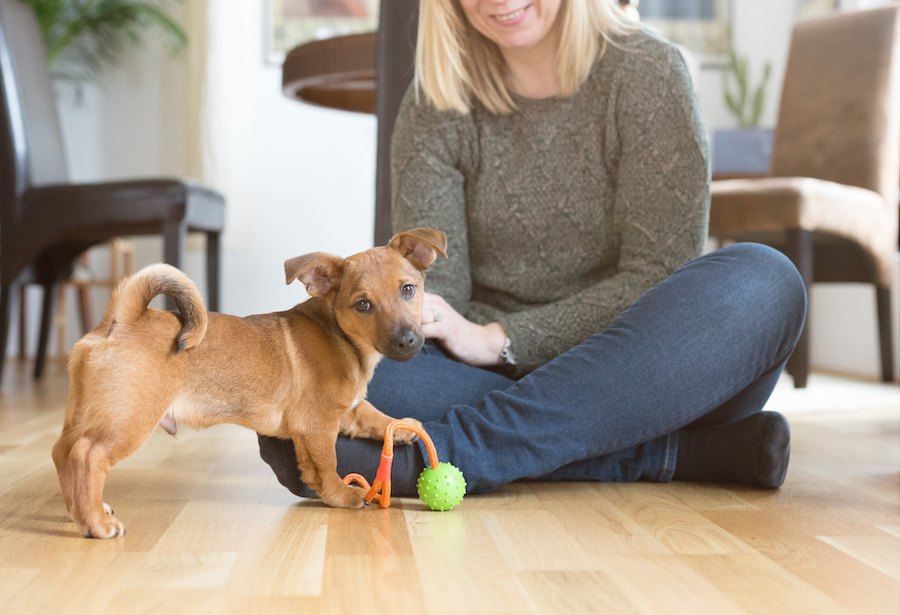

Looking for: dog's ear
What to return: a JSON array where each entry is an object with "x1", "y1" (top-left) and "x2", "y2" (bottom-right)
[
  {"x1": 388, "y1": 227, "x2": 448, "y2": 271},
  {"x1": 284, "y1": 252, "x2": 345, "y2": 297}
]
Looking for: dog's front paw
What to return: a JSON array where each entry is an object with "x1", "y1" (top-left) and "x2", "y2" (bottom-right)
[
  {"x1": 321, "y1": 483, "x2": 367, "y2": 509},
  {"x1": 393, "y1": 418, "x2": 423, "y2": 445}
]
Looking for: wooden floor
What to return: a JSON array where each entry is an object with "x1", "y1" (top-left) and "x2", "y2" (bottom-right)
[{"x1": 0, "y1": 362, "x2": 898, "y2": 614}]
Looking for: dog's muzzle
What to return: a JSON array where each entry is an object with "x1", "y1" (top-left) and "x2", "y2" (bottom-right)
[{"x1": 385, "y1": 327, "x2": 424, "y2": 361}]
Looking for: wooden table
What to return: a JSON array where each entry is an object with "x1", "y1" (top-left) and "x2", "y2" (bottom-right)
[{"x1": 281, "y1": 32, "x2": 377, "y2": 114}]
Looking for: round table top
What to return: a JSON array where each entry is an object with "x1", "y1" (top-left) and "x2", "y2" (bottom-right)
[{"x1": 281, "y1": 32, "x2": 377, "y2": 115}]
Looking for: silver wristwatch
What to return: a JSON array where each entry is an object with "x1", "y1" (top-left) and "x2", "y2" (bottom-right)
[{"x1": 499, "y1": 337, "x2": 517, "y2": 366}]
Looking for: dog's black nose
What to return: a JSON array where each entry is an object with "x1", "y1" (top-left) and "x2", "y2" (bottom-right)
[
  {"x1": 388, "y1": 328, "x2": 422, "y2": 360},
  {"x1": 396, "y1": 330, "x2": 418, "y2": 352}
]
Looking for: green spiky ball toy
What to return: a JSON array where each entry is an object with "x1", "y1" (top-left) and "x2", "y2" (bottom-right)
[{"x1": 417, "y1": 462, "x2": 466, "y2": 511}]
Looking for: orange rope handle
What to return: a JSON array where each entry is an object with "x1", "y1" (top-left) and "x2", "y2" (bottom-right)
[
  {"x1": 341, "y1": 419, "x2": 437, "y2": 509},
  {"x1": 343, "y1": 473, "x2": 370, "y2": 489},
  {"x1": 342, "y1": 470, "x2": 390, "y2": 506},
  {"x1": 383, "y1": 420, "x2": 440, "y2": 469}
]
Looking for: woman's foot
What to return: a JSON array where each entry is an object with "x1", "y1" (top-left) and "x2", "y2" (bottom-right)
[
  {"x1": 673, "y1": 411, "x2": 791, "y2": 488},
  {"x1": 257, "y1": 434, "x2": 425, "y2": 500}
]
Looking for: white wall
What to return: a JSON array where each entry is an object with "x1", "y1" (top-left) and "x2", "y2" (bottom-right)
[{"x1": 18, "y1": 0, "x2": 900, "y2": 382}]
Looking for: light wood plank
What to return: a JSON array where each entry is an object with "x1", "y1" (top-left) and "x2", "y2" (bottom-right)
[
  {"x1": 226, "y1": 506, "x2": 328, "y2": 596},
  {"x1": 706, "y1": 509, "x2": 900, "y2": 614},
  {"x1": 480, "y1": 509, "x2": 595, "y2": 571},
  {"x1": 515, "y1": 570, "x2": 634, "y2": 615},
  {"x1": 818, "y1": 532, "x2": 900, "y2": 581},
  {"x1": 404, "y1": 509, "x2": 533, "y2": 614},
  {"x1": 600, "y1": 483, "x2": 757, "y2": 555},
  {"x1": 593, "y1": 554, "x2": 744, "y2": 614}
]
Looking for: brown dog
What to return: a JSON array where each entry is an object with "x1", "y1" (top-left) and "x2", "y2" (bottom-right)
[{"x1": 52, "y1": 227, "x2": 447, "y2": 538}]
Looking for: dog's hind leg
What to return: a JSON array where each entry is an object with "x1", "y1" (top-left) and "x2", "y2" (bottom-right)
[
  {"x1": 67, "y1": 406, "x2": 166, "y2": 538},
  {"x1": 67, "y1": 437, "x2": 124, "y2": 538},
  {"x1": 55, "y1": 345, "x2": 91, "y2": 520},
  {"x1": 51, "y1": 435, "x2": 76, "y2": 519}
]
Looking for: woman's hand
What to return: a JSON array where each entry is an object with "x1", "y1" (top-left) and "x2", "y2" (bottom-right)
[{"x1": 421, "y1": 293, "x2": 507, "y2": 367}]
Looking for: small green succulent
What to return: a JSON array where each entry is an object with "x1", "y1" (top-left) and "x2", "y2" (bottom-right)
[{"x1": 722, "y1": 47, "x2": 772, "y2": 128}]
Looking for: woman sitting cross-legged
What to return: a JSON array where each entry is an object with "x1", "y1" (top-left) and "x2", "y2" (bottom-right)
[{"x1": 258, "y1": 0, "x2": 806, "y2": 499}]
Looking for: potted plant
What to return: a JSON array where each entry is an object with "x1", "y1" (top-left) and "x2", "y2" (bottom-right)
[
  {"x1": 23, "y1": 0, "x2": 187, "y2": 83},
  {"x1": 713, "y1": 47, "x2": 774, "y2": 177}
]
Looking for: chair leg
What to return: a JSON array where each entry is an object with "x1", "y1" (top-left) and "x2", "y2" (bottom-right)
[
  {"x1": 54, "y1": 285, "x2": 67, "y2": 365},
  {"x1": 163, "y1": 221, "x2": 187, "y2": 311},
  {"x1": 75, "y1": 252, "x2": 92, "y2": 332},
  {"x1": 875, "y1": 286, "x2": 895, "y2": 383},
  {"x1": 0, "y1": 283, "x2": 13, "y2": 382},
  {"x1": 206, "y1": 232, "x2": 220, "y2": 312},
  {"x1": 18, "y1": 285, "x2": 27, "y2": 360},
  {"x1": 34, "y1": 281, "x2": 57, "y2": 380},
  {"x1": 77, "y1": 285, "x2": 92, "y2": 333},
  {"x1": 785, "y1": 229, "x2": 813, "y2": 389}
]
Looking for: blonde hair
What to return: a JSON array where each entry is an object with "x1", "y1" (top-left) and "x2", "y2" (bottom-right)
[{"x1": 416, "y1": 0, "x2": 637, "y2": 115}]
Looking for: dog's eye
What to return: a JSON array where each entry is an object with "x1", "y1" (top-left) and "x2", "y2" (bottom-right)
[
  {"x1": 354, "y1": 299, "x2": 372, "y2": 313},
  {"x1": 400, "y1": 284, "x2": 416, "y2": 299}
]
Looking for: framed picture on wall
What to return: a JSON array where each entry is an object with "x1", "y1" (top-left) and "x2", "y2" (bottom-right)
[
  {"x1": 637, "y1": 0, "x2": 733, "y2": 65},
  {"x1": 265, "y1": 0, "x2": 379, "y2": 64},
  {"x1": 796, "y1": 0, "x2": 841, "y2": 18}
]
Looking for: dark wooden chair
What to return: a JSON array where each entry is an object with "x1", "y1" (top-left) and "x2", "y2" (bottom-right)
[{"x1": 0, "y1": 0, "x2": 225, "y2": 380}]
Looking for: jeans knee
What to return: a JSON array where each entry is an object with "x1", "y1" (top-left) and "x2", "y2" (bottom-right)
[{"x1": 718, "y1": 242, "x2": 808, "y2": 336}]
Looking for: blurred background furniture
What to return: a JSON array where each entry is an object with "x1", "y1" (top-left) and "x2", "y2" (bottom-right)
[
  {"x1": 709, "y1": 6, "x2": 900, "y2": 388},
  {"x1": 371, "y1": 0, "x2": 418, "y2": 245},
  {"x1": 0, "y1": 0, "x2": 225, "y2": 381},
  {"x1": 54, "y1": 240, "x2": 134, "y2": 361},
  {"x1": 15, "y1": 240, "x2": 135, "y2": 363},
  {"x1": 281, "y1": 0, "x2": 419, "y2": 245},
  {"x1": 282, "y1": 32, "x2": 376, "y2": 114}
]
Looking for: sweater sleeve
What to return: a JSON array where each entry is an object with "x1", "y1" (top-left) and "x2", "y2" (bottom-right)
[
  {"x1": 390, "y1": 87, "x2": 474, "y2": 315},
  {"x1": 471, "y1": 44, "x2": 711, "y2": 374}
]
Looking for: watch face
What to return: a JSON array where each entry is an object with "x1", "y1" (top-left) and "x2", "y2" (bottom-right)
[{"x1": 501, "y1": 338, "x2": 517, "y2": 366}]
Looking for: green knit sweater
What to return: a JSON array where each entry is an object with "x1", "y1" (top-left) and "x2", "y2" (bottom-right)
[{"x1": 391, "y1": 30, "x2": 710, "y2": 374}]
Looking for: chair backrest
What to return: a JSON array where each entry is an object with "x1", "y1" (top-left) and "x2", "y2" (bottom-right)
[
  {"x1": 373, "y1": 0, "x2": 419, "y2": 245},
  {"x1": 0, "y1": 0, "x2": 68, "y2": 226},
  {"x1": 771, "y1": 6, "x2": 900, "y2": 205}
]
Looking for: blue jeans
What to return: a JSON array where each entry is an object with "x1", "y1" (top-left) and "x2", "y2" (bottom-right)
[{"x1": 258, "y1": 243, "x2": 807, "y2": 495}]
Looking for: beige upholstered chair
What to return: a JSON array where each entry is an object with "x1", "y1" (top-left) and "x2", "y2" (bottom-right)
[{"x1": 710, "y1": 6, "x2": 900, "y2": 387}]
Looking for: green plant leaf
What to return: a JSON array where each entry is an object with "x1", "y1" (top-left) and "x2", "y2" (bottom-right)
[
  {"x1": 721, "y1": 46, "x2": 770, "y2": 127},
  {"x1": 723, "y1": 90, "x2": 739, "y2": 114},
  {"x1": 750, "y1": 86, "x2": 765, "y2": 127},
  {"x1": 22, "y1": 0, "x2": 187, "y2": 83}
]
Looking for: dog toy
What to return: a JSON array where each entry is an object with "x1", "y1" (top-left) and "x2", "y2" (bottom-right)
[{"x1": 343, "y1": 419, "x2": 466, "y2": 511}]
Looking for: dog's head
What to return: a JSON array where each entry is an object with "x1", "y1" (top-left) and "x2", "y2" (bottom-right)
[{"x1": 284, "y1": 227, "x2": 448, "y2": 361}]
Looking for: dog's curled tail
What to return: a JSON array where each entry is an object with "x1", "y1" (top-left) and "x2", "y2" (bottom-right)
[{"x1": 107, "y1": 263, "x2": 208, "y2": 352}]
